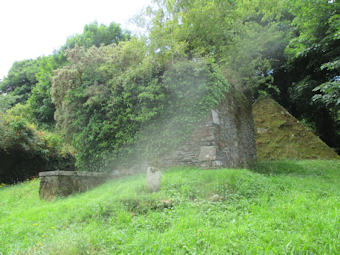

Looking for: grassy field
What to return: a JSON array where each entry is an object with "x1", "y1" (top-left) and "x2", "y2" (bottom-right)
[{"x1": 0, "y1": 160, "x2": 339, "y2": 254}]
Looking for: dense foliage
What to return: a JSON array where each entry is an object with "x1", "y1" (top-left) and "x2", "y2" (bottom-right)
[
  {"x1": 278, "y1": 0, "x2": 340, "y2": 150},
  {"x1": 51, "y1": 40, "x2": 229, "y2": 170},
  {"x1": 0, "y1": 0, "x2": 339, "y2": 175},
  {"x1": 0, "y1": 22, "x2": 130, "y2": 129},
  {"x1": 147, "y1": 0, "x2": 293, "y2": 94},
  {"x1": 0, "y1": 59, "x2": 42, "y2": 104},
  {"x1": 0, "y1": 112, "x2": 75, "y2": 183},
  {"x1": 62, "y1": 21, "x2": 131, "y2": 50}
]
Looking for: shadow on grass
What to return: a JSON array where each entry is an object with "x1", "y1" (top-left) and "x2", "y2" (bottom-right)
[{"x1": 250, "y1": 160, "x2": 325, "y2": 177}]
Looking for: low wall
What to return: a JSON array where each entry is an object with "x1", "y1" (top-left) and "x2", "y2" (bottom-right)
[{"x1": 39, "y1": 171, "x2": 119, "y2": 200}]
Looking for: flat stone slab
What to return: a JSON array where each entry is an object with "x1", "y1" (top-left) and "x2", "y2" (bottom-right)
[
  {"x1": 39, "y1": 170, "x2": 120, "y2": 200},
  {"x1": 39, "y1": 170, "x2": 118, "y2": 178}
]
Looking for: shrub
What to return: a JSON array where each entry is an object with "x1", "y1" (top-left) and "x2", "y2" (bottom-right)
[{"x1": 0, "y1": 112, "x2": 75, "y2": 184}]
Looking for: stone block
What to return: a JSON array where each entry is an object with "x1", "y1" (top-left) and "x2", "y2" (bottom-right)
[
  {"x1": 199, "y1": 146, "x2": 217, "y2": 161},
  {"x1": 146, "y1": 167, "x2": 162, "y2": 192},
  {"x1": 39, "y1": 171, "x2": 117, "y2": 200},
  {"x1": 211, "y1": 110, "x2": 220, "y2": 125}
]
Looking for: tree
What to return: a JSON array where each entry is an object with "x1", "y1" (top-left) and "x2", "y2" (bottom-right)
[
  {"x1": 0, "y1": 59, "x2": 41, "y2": 104},
  {"x1": 62, "y1": 21, "x2": 131, "y2": 50},
  {"x1": 0, "y1": 21, "x2": 130, "y2": 130},
  {"x1": 280, "y1": 0, "x2": 340, "y2": 151},
  {"x1": 27, "y1": 55, "x2": 64, "y2": 128},
  {"x1": 148, "y1": 0, "x2": 293, "y2": 95}
]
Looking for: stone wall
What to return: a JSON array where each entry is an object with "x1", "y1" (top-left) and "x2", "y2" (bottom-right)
[
  {"x1": 162, "y1": 91, "x2": 256, "y2": 168},
  {"x1": 39, "y1": 90, "x2": 256, "y2": 199},
  {"x1": 39, "y1": 171, "x2": 118, "y2": 200}
]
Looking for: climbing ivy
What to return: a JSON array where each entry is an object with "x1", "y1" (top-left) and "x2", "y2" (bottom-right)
[{"x1": 51, "y1": 40, "x2": 229, "y2": 171}]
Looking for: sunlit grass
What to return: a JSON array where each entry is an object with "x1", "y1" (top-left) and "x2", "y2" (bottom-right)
[{"x1": 0, "y1": 160, "x2": 339, "y2": 254}]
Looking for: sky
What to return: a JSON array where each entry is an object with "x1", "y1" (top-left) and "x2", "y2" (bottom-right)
[{"x1": 0, "y1": 0, "x2": 151, "y2": 79}]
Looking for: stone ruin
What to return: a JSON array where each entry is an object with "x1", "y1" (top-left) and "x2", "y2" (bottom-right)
[
  {"x1": 39, "y1": 171, "x2": 120, "y2": 200},
  {"x1": 162, "y1": 90, "x2": 257, "y2": 168},
  {"x1": 39, "y1": 89, "x2": 256, "y2": 199}
]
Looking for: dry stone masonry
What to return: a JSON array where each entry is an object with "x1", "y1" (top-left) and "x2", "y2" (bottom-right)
[
  {"x1": 39, "y1": 90, "x2": 257, "y2": 199},
  {"x1": 39, "y1": 171, "x2": 119, "y2": 200},
  {"x1": 162, "y1": 91, "x2": 257, "y2": 168}
]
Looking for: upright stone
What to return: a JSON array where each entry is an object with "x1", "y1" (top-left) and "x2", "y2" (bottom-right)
[{"x1": 146, "y1": 166, "x2": 162, "y2": 192}]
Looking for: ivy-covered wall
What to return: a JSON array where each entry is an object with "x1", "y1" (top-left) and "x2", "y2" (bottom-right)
[{"x1": 50, "y1": 42, "x2": 231, "y2": 171}]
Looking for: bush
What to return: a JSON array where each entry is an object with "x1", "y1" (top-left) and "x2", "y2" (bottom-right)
[{"x1": 0, "y1": 112, "x2": 75, "y2": 184}]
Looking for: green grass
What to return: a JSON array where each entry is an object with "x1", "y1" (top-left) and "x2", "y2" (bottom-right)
[{"x1": 0, "y1": 160, "x2": 339, "y2": 254}]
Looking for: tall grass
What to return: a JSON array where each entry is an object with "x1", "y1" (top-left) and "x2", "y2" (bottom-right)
[{"x1": 0, "y1": 160, "x2": 339, "y2": 254}]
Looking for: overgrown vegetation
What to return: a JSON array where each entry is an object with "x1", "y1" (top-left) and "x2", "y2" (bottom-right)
[
  {"x1": 0, "y1": 1, "x2": 339, "y2": 177},
  {"x1": 0, "y1": 22, "x2": 130, "y2": 181},
  {"x1": 147, "y1": 0, "x2": 340, "y2": 150},
  {"x1": 51, "y1": 41, "x2": 229, "y2": 170},
  {"x1": 0, "y1": 21, "x2": 130, "y2": 129},
  {"x1": 0, "y1": 160, "x2": 339, "y2": 254},
  {"x1": 0, "y1": 112, "x2": 75, "y2": 183}
]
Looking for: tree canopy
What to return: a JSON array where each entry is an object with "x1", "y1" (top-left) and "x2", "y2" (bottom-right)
[
  {"x1": 1, "y1": 0, "x2": 339, "y2": 174},
  {"x1": 0, "y1": 21, "x2": 130, "y2": 129},
  {"x1": 277, "y1": 0, "x2": 340, "y2": 149},
  {"x1": 62, "y1": 21, "x2": 131, "y2": 50}
]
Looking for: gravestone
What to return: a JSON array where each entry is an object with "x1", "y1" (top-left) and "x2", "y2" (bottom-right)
[{"x1": 146, "y1": 166, "x2": 162, "y2": 192}]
